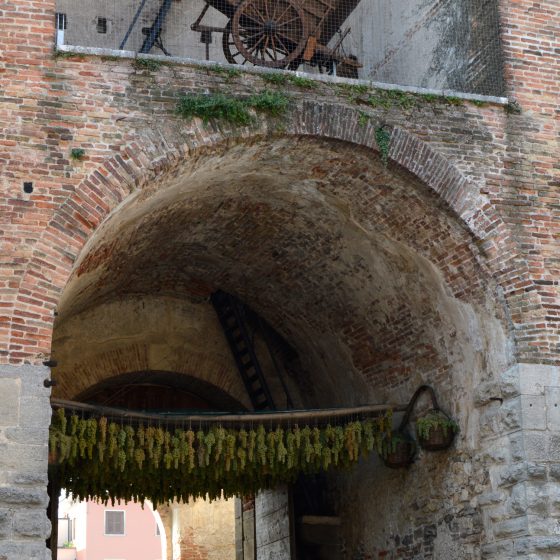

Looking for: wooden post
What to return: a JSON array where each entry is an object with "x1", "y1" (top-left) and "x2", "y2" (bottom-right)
[{"x1": 47, "y1": 464, "x2": 60, "y2": 560}]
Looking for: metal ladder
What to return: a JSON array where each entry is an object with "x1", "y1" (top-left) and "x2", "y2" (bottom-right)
[{"x1": 211, "y1": 291, "x2": 275, "y2": 411}]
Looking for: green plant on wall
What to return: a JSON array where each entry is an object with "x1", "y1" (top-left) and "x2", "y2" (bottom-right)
[
  {"x1": 358, "y1": 111, "x2": 370, "y2": 127},
  {"x1": 53, "y1": 49, "x2": 86, "y2": 61},
  {"x1": 70, "y1": 148, "x2": 85, "y2": 161},
  {"x1": 176, "y1": 91, "x2": 290, "y2": 125},
  {"x1": 207, "y1": 65, "x2": 242, "y2": 81},
  {"x1": 374, "y1": 126, "x2": 391, "y2": 166},
  {"x1": 287, "y1": 75, "x2": 317, "y2": 89},
  {"x1": 133, "y1": 58, "x2": 161, "y2": 71},
  {"x1": 248, "y1": 90, "x2": 289, "y2": 116},
  {"x1": 261, "y1": 73, "x2": 289, "y2": 86},
  {"x1": 177, "y1": 93, "x2": 253, "y2": 125}
]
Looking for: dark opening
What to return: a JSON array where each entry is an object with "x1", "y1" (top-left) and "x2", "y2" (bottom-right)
[
  {"x1": 96, "y1": 16, "x2": 107, "y2": 34},
  {"x1": 55, "y1": 13, "x2": 67, "y2": 30}
]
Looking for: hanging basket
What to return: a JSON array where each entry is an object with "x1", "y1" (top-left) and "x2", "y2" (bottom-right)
[
  {"x1": 382, "y1": 432, "x2": 415, "y2": 469},
  {"x1": 415, "y1": 409, "x2": 457, "y2": 451}
]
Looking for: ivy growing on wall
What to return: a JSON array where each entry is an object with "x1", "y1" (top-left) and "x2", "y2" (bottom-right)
[
  {"x1": 49, "y1": 408, "x2": 393, "y2": 506},
  {"x1": 374, "y1": 126, "x2": 391, "y2": 166}
]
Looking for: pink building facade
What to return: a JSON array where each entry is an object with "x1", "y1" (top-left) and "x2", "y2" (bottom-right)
[{"x1": 60, "y1": 498, "x2": 164, "y2": 560}]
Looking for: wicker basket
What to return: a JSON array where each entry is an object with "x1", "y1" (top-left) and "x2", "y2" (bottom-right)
[
  {"x1": 417, "y1": 424, "x2": 455, "y2": 451},
  {"x1": 383, "y1": 436, "x2": 415, "y2": 469},
  {"x1": 416, "y1": 409, "x2": 457, "y2": 451}
]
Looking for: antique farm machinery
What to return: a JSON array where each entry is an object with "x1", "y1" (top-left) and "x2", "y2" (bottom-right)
[
  {"x1": 192, "y1": 0, "x2": 362, "y2": 73},
  {"x1": 122, "y1": 0, "x2": 362, "y2": 75}
]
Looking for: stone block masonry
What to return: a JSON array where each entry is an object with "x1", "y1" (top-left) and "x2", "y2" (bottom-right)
[
  {"x1": 0, "y1": 366, "x2": 51, "y2": 560},
  {"x1": 476, "y1": 364, "x2": 560, "y2": 557}
]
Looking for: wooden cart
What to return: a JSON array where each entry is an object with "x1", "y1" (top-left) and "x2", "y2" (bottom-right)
[{"x1": 192, "y1": 0, "x2": 362, "y2": 73}]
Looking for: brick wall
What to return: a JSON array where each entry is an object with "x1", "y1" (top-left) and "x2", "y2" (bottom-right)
[
  {"x1": 0, "y1": 2, "x2": 556, "y2": 369},
  {"x1": 496, "y1": 0, "x2": 560, "y2": 365},
  {"x1": 0, "y1": 53, "x2": 554, "y2": 370}
]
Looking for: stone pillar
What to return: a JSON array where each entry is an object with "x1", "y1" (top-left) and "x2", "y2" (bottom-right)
[
  {"x1": 0, "y1": 365, "x2": 52, "y2": 560},
  {"x1": 477, "y1": 364, "x2": 560, "y2": 558}
]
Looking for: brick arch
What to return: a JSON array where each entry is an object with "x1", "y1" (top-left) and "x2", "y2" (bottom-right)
[
  {"x1": 53, "y1": 344, "x2": 252, "y2": 410},
  {"x1": 8, "y1": 102, "x2": 530, "y2": 363},
  {"x1": 72, "y1": 367, "x2": 250, "y2": 412}
]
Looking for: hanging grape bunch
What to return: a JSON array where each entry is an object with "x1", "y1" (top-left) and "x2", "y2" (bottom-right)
[{"x1": 49, "y1": 408, "x2": 392, "y2": 507}]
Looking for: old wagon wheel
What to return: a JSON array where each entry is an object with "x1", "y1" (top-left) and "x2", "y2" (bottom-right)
[
  {"x1": 231, "y1": 0, "x2": 307, "y2": 69},
  {"x1": 224, "y1": 21, "x2": 302, "y2": 69},
  {"x1": 222, "y1": 21, "x2": 248, "y2": 65}
]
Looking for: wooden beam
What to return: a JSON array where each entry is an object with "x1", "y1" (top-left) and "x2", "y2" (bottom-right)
[{"x1": 50, "y1": 398, "x2": 405, "y2": 425}]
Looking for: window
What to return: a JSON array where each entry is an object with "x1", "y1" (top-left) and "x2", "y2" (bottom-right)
[
  {"x1": 96, "y1": 17, "x2": 107, "y2": 34},
  {"x1": 55, "y1": 12, "x2": 67, "y2": 46},
  {"x1": 104, "y1": 511, "x2": 125, "y2": 536},
  {"x1": 55, "y1": 13, "x2": 67, "y2": 30}
]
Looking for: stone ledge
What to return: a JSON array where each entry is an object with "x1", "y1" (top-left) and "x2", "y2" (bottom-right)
[{"x1": 55, "y1": 44, "x2": 510, "y2": 105}]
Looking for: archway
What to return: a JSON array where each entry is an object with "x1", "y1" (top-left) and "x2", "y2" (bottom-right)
[{"x1": 48, "y1": 134, "x2": 513, "y2": 558}]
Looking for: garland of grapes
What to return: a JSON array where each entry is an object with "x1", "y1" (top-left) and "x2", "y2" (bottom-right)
[{"x1": 49, "y1": 408, "x2": 392, "y2": 506}]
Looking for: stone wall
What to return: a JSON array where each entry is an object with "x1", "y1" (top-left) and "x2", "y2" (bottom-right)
[
  {"x1": 478, "y1": 364, "x2": 560, "y2": 557},
  {"x1": 329, "y1": 365, "x2": 560, "y2": 559},
  {"x1": 0, "y1": 366, "x2": 51, "y2": 560}
]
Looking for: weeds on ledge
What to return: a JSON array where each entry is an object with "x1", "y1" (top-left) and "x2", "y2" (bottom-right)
[
  {"x1": 368, "y1": 90, "x2": 415, "y2": 110},
  {"x1": 176, "y1": 91, "x2": 290, "y2": 125},
  {"x1": 133, "y1": 58, "x2": 161, "y2": 71},
  {"x1": 248, "y1": 90, "x2": 289, "y2": 116},
  {"x1": 261, "y1": 73, "x2": 289, "y2": 86},
  {"x1": 207, "y1": 65, "x2": 242, "y2": 81},
  {"x1": 288, "y1": 75, "x2": 317, "y2": 89}
]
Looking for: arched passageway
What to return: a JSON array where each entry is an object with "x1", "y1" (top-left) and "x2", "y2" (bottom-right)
[{"x1": 49, "y1": 135, "x2": 512, "y2": 558}]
